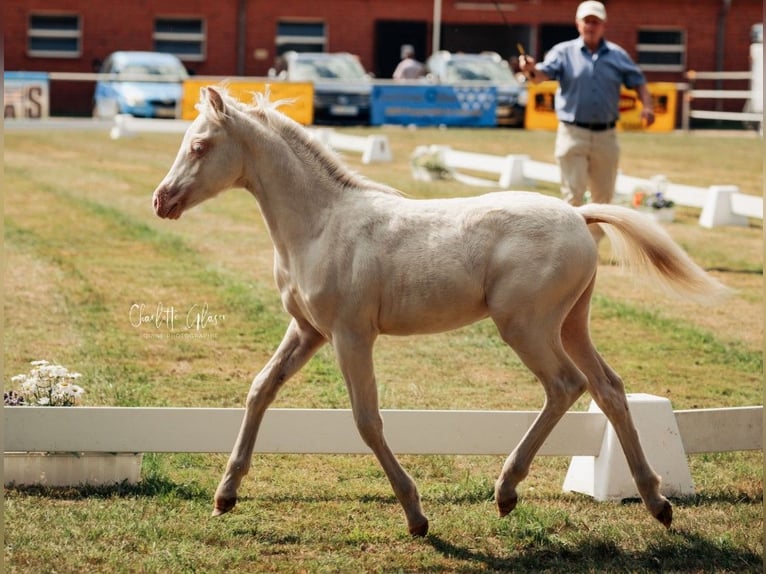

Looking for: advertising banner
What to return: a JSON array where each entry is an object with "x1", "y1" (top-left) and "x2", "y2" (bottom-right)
[
  {"x1": 525, "y1": 81, "x2": 677, "y2": 132},
  {"x1": 371, "y1": 85, "x2": 497, "y2": 127},
  {"x1": 4, "y1": 72, "x2": 50, "y2": 119},
  {"x1": 181, "y1": 79, "x2": 314, "y2": 124}
]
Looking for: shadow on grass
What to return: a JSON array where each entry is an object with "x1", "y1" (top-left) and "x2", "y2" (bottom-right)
[
  {"x1": 426, "y1": 528, "x2": 762, "y2": 573},
  {"x1": 7, "y1": 481, "x2": 759, "y2": 508},
  {"x1": 673, "y1": 491, "x2": 763, "y2": 505},
  {"x1": 4, "y1": 474, "x2": 209, "y2": 501}
]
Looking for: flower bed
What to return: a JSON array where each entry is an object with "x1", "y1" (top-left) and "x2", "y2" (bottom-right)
[
  {"x1": 5, "y1": 361, "x2": 143, "y2": 487},
  {"x1": 632, "y1": 176, "x2": 675, "y2": 223}
]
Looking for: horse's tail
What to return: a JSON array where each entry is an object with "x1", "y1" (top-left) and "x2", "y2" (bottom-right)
[{"x1": 577, "y1": 203, "x2": 730, "y2": 303}]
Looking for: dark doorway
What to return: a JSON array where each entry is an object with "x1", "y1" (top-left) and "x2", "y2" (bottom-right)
[
  {"x1": 439, "y1": 24, "x2": 531, "y2": 61},
  {"x1": 538, "y1": 24, "x2": 578, "y2": 57},
  {"x1": 375, "y1": 20, "x2": 428, "y2": 79}
]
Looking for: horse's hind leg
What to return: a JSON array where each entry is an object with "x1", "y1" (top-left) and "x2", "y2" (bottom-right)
[
  {"x1": 333, "y1": 330, "x2": 429, "y2": 537},
  {"x1": 492, "y1": 315, "x2": 588, "y2": 517},
  {"x1": 213, "y1": 318, "x2": 326, "y2": 516},
  {"x1": 561, "y1": 282, "x2": 672, "y2": 527},
  {"x1": 590, "y1": 358, "x2": 672, "y2": 527}
]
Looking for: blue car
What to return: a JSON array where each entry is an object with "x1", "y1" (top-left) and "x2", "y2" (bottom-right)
[{"x1": 93, "y1": 51, "x2": 188, "y2": 119}]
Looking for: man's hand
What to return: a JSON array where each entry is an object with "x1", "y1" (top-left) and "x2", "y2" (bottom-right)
[
  {"x1": 641, "y1": 107, "x2": 656, "y2": 127},
  {"x1": 636, "y1": 85, "x2": 656, "y2": 127},
  {"x1": 518, "y1": 55, "x2": 537, "y2": 75}
]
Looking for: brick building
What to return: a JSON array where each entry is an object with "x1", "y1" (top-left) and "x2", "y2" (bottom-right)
[{"x1": 4, "y1": 0, "x2": 763, "y2": 117}]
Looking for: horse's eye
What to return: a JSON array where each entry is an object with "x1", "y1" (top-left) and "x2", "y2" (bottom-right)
[{"x1": 191, "y1": 141, "x2": 206, "y2": 155}]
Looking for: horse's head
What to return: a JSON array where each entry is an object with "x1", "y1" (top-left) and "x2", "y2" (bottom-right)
[{"x1": 153, "y1": 87, "x2": 245, "y2": 219}]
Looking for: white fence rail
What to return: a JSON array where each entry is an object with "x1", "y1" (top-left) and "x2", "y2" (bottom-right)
[
  {"x1": 4, "y1": 116, "x2": 394, "y2": 164},
  {"x1": 681, "y1": 70, "x2": 763, "y2": 131},
  {"x1": 432, "y1": 145, "x2": 762, "y2": 227},
  {"x1": 3, "y1": 406, "x2": 763, "y2": 456},
  {"x1": 107, "y1": 116, "x2": 395, "y2": 164},
  {"x1": 5, "y1": 402, "x2": 760, "y2": 456},
  {"x1": 309, "y1": 128, "x2": 392, "y2": 163},
  {"x1": 6, "y1": 118, "x2": 760, "y2": 226},
  {"x1": 4, "y1": 396, "x2": 761, "y2": 500}
]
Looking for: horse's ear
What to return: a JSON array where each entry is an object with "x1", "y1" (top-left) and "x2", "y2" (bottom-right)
[{"x1": 202, "y1": 86, "x2": 226, "y2": 120}]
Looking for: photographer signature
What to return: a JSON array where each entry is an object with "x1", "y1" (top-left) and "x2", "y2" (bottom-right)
[{"x1": 129, "y1": 302, "x2": 226, "y2": 331}]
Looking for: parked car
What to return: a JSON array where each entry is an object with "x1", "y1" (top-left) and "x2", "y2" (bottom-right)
[
  {"x1": 93, "y1": 51, "x2": 188, "y2": 119},
  {"x1": 271, "y1": 51, "x2": 372, "y2": 125},
  {"x1": 425, "y1": 51, "x2": 527, "y2": 127}
]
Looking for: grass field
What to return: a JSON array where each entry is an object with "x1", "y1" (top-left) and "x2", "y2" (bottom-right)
[{"x1": 3, "y1": 122, "x2": 763, "y2": 572}]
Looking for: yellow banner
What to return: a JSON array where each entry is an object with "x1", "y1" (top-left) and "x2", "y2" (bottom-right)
[
  {"x1": 524, "y1": 81, "x2": 677, "y2": 132},
  {"x1": 180, "y1": 79, "x2": 314, "y2": 125}
]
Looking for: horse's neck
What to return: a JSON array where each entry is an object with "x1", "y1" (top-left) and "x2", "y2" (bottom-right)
[
  {"x1": 239, "y1": 121, "x2": 347, "y2": 256},
  {"x1": 236, "y1": 114, "x2": 401, "y2": 262}
]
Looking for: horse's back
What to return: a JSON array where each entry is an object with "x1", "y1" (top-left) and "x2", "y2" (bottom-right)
[{"x1": 316, "y1": 190, "x2": 597, "y2": 336}]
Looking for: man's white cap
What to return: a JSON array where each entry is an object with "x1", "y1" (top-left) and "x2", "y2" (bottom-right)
[{"x1": 576, "y1": 1, "x2": 607, "y2": 21}]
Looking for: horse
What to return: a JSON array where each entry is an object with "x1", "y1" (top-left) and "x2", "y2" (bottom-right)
[{"x1": 152, "y1": 86, "x2": 726, "y2": 537}]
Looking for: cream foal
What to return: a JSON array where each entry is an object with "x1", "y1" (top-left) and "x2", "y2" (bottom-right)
[{"x1": 153, "y1": 87, "x2": 726, "y2": 536}]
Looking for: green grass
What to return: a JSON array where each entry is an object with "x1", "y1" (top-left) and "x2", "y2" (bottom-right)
[{"x1": 3, "y1": 125, "x2": 763, "y2": 572}]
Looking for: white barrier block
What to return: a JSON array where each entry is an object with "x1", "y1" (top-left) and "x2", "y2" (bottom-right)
[
  {"x1": 110, "y1": 115, "x2": 191, "y2": 140},
  {"x1": 310, "y1": 129, "x2": 391, "y2": 164},
  {"x1": 310, "y1": 127, "x2": 333, "y2": 147},
  {"x1": 110, "y1": 114, "x2": 135, "y2": 139},
  {"x1": 699, "y1": 185, "x2": 749, "y2": 228},
  {"x1": 498, "y1": 154, "x2": 529, "y2": 188},
  {"x1": 361, "y1": 135, "x2": 392, "y2": 164},
  {"x1": 563, "y1": 393, "x2": 694, "y2": 501}
]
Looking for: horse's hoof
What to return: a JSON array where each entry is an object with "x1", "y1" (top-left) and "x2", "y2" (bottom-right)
[
  {"x1": 654, "y1": 500, "x2": 673, "y2": 529},
  {"x1": 497, "y1": 494, "x2": 518, "y2": 517},
  {"x1": 408, "y1": 519, "x2": 429, "y2": 537},
  {"x1": 212, "y1": 496, "x2": 237, "y2": 517}
]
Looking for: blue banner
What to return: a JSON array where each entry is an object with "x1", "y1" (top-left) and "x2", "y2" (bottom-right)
[{"x1": 370, "y1": 84, "x2": 497, "y2": 127}]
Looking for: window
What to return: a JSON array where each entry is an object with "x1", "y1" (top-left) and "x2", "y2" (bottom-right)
[
  {"x1": 276, "y1": 21, "x2": 326, "y2": 55},
  {"x1": 28, "y1": 13, "x2": 81, "y2": 58},
  {"x1": 154, "y1": 18, "x2": 205, "y2": 61},
  {"x1": 637, "y1": 29, "x2": 685, "y2": 72}
]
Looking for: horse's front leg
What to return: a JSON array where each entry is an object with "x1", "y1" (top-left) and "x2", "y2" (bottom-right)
[
  {"x1": 213, "y1": 318, "x2": 326, "y2": 516},
  {"x1": 333, "y1": 331, "x2": 429, "y2": 537}
]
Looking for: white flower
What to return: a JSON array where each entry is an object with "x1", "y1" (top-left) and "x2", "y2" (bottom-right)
[
  {"x1": 21, "y1": 379, "x2": 37, "y2": 393},
  {"x1": 8, "y1": 360, "x2": 86, "y2": 407},
  {"x1": 45, "y1": 365, "x2": 69, "y2": 378}
]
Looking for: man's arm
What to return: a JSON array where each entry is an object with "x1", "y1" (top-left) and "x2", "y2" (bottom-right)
[{"x1": 635, "y1": 83, "x2": 656, "y2": 127}]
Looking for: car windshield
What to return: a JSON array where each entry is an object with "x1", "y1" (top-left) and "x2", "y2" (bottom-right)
[
  {"x1": 445, "y1": 58, "x2": 517, "y2": 84},
  {"x1": 115, "y1": 59, "x2": 187, "y2": 81},
  {"x1": 290, "y1": 55, "x2": 367, "y2": 82}
]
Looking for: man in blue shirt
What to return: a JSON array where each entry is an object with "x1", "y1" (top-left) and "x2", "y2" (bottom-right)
[{"x1": 519, "y1": 1, "x2": 655, "y2": 239}]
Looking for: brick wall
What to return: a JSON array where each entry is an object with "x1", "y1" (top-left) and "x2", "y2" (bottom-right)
[{"x1": 4, "y1": 0, "x2": 762, "y2": 117}]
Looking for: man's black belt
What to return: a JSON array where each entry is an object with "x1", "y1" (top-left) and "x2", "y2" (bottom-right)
[{"x1": 562, "y1": 120, "x2": 617, "y2": 131}]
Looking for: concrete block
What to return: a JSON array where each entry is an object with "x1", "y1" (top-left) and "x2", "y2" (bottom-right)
[
  {"x1": 699, "y1": 185, "x2": 749, "y2": 228},
  {"x1": 563, "y1": 393, "x2": 694, "y2": 501}
]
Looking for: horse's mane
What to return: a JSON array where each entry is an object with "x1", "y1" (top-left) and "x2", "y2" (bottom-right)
[{"x1": 199, "y1": 86, "x2": 400, "y2": 196}]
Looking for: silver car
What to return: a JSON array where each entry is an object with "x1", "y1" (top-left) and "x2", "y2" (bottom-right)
[
  {"x1": 426, "y1": 51, "x2": 527, "y2": 127},
  {"x1": 272, "y1": 51, "x2": 372, "y2": 125}
]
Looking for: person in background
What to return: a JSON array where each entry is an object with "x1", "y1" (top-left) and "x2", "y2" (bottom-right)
[
  {"x1": 393, "y1": 45, "x2": 425, "y2": 80},
  {"x1": 518, "y1": 1, "x2": 655, "y2": 239}
]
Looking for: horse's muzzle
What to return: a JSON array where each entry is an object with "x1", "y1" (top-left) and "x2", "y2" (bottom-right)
[{"x1": 153, "y1": 185, "x2": 183, "y2": 220}]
